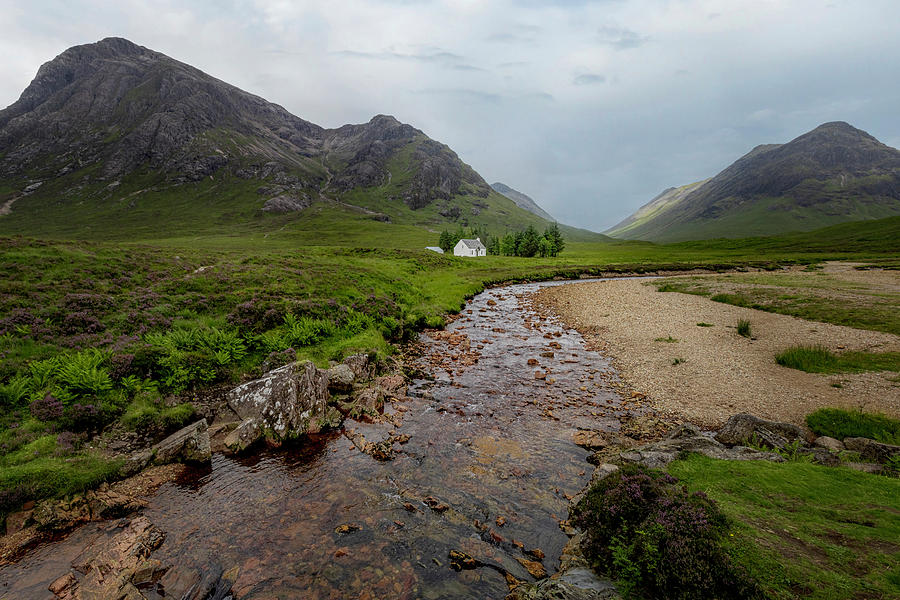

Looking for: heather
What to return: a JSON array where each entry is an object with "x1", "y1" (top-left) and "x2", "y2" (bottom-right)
[{"x1": 572, "y1": 464, "x2": 763, "y2": 600}]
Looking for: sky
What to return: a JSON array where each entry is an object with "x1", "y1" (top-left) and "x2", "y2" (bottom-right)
[{"x1": 1, "y1": 0, "x2": 899, "y2": 231}]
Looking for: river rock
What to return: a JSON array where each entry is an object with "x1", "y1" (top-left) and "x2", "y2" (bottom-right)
[
  {"x1": 327, "y1": 363, "x2": 356, "y2": 392},
  {"x1": 813, "y1": 436, "x2": 844, "y2": 451},
  {"x1": 51, "y1": 516, "x2": 166, "y2": 599},
  {"x1": 343, "y1": 353, "x2": 371, "y2": 380},
  {"x1": 224, "y1": 361, "x2": 330, "y2": 445},
  {"x1": 376, "y1": 374, "x2": 407, "y2": 398},
  {"x1": 224, "y1": 418, "x2": 263, "y2": 452},
  {"x1": 617, "y1": 424, "x2": 784, "y2": 468},
  {"x1": 507, "y1": 570, "x2": 621, "y2": 600},
  {"x1": 843, "y1": 437, "x2": 900, "y2": 463},
  {"x1": 151, "y1": 419, "x2": 211, "y2": 465},
  {"x1": 714, "y1": 413, "x2": 807, "y2": 451},
  {"x1": 119, "y1": 449, "x2": 153, "y2": 478},
  {"x1": 573, "y1": 430, "x2": 608, "y2": 450}
]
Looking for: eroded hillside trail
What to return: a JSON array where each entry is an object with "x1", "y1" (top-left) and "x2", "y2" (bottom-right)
[{"x1": 1, "y1": 280, "x2": 652, "y2": 600}]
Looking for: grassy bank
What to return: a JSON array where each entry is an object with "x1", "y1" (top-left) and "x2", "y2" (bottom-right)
[
  {"x1": 0, "y1": 215, "x2": 898, "y2": 525},
  {"x1": 669, "y1": 455, "x2": 900, "y2": 599}
]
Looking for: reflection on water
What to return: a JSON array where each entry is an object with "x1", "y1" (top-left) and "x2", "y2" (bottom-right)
[{"x1": 2, "y1": 280, "x2": 633, "y2": 599}]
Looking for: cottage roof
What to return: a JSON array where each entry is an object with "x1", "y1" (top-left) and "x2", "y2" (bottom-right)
[{"x1": 458, "y1": 238, "x2": 486, "y2": 250}]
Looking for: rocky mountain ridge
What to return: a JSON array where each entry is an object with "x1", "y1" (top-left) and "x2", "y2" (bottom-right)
[
  {"x1": 490, "y1": 182, "x2": 556, "y2": 222},
  {"x1": 0, "y1": 37, "x2": 493, "y2": 225},
  {"x1": 606, "y1": 121, "x2": 900, "y2": 241}
]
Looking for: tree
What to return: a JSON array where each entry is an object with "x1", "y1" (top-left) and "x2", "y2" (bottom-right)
[
  {"x1": 518, "y1": 226, "x2": 541, "y2": 257},
  {"x1": 438, "y1": 230, "x2": 454, "y2": 253},
  {"x1": 500, "y1": 233, "x2": 517, "y2": 256},
  {"x1": 543, "y1": 223, "x2": 565, "y2": 257},
  {"x1": 487, "y1": 236, "x2": 501, "y2": 255},
  {"x1": 538, "y1": 237, "x2": 552, "y2": 257}
]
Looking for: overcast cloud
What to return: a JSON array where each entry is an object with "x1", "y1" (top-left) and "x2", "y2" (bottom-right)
[{"x1": 1, "y1": 0, "x2": 898, "y2": 231}]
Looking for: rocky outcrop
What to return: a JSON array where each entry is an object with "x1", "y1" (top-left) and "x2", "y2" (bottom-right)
[
  {"x1": 151, "y1": 419, "x2": 211, "y2": 465},
  {"x1": 32, "y1": 486, "x2": 146, "y2": 531},
  {"x1": 326, "y1": 363, "x2": 356, "y2": 393},
  {"x1": 46, "y1": 515, "x2": 239, "y2": 600},
  {"x1": 619, "y1": 423, "x2": 783, "y2": 469},
  {"x1": 843, "y1": 437, "x2": 900, "y2": 463},
  {"x1": 224, "y1": 361, "x2": 331, "y2": 451},
  {"x1": 714, "y1": 413, "x2": 808, "y2": 451}
]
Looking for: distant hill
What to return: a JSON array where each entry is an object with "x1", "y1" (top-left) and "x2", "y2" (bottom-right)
[
  {"x1": 606, "y1": 122, "x2": 900, "y2": 242},
  {"x1": 490, "y1": 182, "x2": 556, "y2": 222},
  {"x1": 0, "y1": 37, "x2": 583, "y2": 241}
]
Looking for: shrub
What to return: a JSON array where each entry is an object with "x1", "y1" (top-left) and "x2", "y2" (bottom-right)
[
  {"x1": 806, "y1": 408, "x2": 900, "y2": 445},
  {"x1": 572, "y1": 464, "x2": 762, "y2": 600},
  {"x1": 29, "y1": 394, "x2": 64, "y2": 421},
  {"x1": 737, "y1": 319, "x2": 752, "y2": 338}
]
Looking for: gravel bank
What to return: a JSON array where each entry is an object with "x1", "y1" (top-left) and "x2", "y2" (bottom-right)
[{"x1": 534, "y1": 275, "x2": 900, "y2": 427}]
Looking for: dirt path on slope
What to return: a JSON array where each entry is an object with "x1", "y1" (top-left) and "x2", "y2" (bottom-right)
[{"x1": 534, "y1": 274, "x2": 900, "y2": 428}]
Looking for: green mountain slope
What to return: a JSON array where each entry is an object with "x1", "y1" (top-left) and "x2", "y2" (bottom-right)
[
  {"x1": 0, "y1": 37, "x2": 596, "y2": 244},
  {"x1": 606, "y1": 122, "x2": 900, "y2": 242}
]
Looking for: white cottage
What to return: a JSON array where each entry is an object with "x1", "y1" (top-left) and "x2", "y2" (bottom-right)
[{"x1": 454, "y1": 238, "x2": 486, "y2": 257}]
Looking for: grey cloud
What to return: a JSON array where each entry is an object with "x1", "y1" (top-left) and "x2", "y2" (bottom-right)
[
  {"x1": 597, "y1": 25, "x2": 648, "y2": 50},
  {"x1": 573, "y1": 73, "x2": 605, "y2": 85}
]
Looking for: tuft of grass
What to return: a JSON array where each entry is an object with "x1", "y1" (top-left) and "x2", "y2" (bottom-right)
[
  {"x1": 776, "y1": 345, "x2": 900, "y2": 374},
  {"x1": 121, "y1": 396, "x2": 196, "y2": 433},
  {"x1": 654, "y1": 336, "x2": 678, "y2": 343},
  {"x1": 696, "y1": 322, "x2": 714, "y2": 327},
  {"x1": 806, "y1": 408, "x2": 900, "y2": 445},
  {"x1": 672, "y1": 357, "x2": 686, "y2": 365},
  {"x1": 669, "y1": 454, "x2": 900, "y2": 600},
  {"x1": 737, "y1": 319, "x2": 752, "y2": 338}
]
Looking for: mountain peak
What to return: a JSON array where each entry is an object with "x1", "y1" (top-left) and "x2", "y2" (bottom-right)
[{"x1": 606, "y1": 121, "x2": 900, "y2": 241}]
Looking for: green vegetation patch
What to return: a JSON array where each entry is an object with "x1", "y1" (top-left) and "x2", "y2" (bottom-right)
[
  {"x1": 806, "y1": 408, "x2": 900, "y2": 445},
  {"x1": 572, "y1": 463, "x2": 763, "y2": 599},
  {"x1": 776, "y1": 345, "x2": 900, "y2": 374},
  {"x1": 669, "y1": 454, "x2": 900, "y2": 600}
]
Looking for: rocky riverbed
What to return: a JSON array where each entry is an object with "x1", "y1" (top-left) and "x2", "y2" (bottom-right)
[{"x1": 0, "y1": 279, "x2": 666, "y2": 599}]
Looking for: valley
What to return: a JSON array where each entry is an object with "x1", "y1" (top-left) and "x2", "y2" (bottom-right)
[{"x1": 1, "y1": 34, "x2": 899, "y2": 600}]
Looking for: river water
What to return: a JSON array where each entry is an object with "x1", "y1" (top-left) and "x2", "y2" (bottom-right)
[{"x1": 1, "y1": 279, "x2": 638, "y2": 599}]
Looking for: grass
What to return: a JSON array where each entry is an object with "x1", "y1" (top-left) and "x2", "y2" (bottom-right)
[
  {"x1": 776, "y1": 345, "x2": 900, "y2": 374},
  {"x1": 672, "y1": 357, "x2": 686, "y2": 365},
  {"x1": 806, "y1": 408, "x2": 900, "y2": 445},
  {"x1": 669, "y1": 454, "x2": 900, "y2": 600},
  {"x1": 656, "y1": 263, "x2": 900, "y2": 336},
  {"x1": 696, "y1": 322, "x2": 714, "y2": 327},
  {"x1": 654, "y1": 336, "x2": 678, "y2": 343},
  {"x1": 737, "y1": 319, "x2": 752, "y2": 338},
  {"x1": 0, "y1": 211, "x2": 897, "y2": 523}
]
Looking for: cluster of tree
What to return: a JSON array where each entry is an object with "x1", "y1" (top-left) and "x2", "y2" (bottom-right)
[{"x1": 437, "y1": 223, "x2": 565, "y2": 258}]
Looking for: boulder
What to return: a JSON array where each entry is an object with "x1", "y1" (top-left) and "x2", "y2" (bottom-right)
[
  {"x1": 343, "y1": 353, "x2": 371, "y2": 380},
  {"x1": 843, "y1": 437, "x2": 900, "y2": 463},
  {"x1": 813, "y1": 436, "x2": 844, "y2": 451},
  {"x1": 376, "y1": 374, "x2": 407, "y2": 398},
  {"x1": 573, "y1": 430, "x2": 608, "y2": 450},
  {"x1": 797, "y1": 447, "x2": 841, "y2": 467},
  {"x1": 714, "y1": 414, "x2": 807, "y2": 451},
  {"x1": 119, "y1": 449, "x2": 153, "y2": 478},
  {"x1": 224, "y1": 361, "x2": 331, "y2": 444},
  {"x1": 151, "y1": 419, "x2": 211, "y2": 465},
  {"x1": 507, "y1": 568, "x2": 621, "y2": 600},
  {"x1": 224, "y1": 418, "x2": 263, "y2": 452},
  {"x1": 326, "y1": 363, "x2": 356, "y2": 392}
]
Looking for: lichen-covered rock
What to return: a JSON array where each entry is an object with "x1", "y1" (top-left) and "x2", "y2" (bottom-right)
[
  {"x1": 843, "y1": 437, "x2": 900, "y2": 463},
  {"x1": 224, "y1": 361, "x2": 331, "y2": 443},
  {"x1": 813, "y1": 436, "x2": 845, "y2": 451},
  {"x1": 223, "y1": 418, "x2": 263, "y2": 452},
  {"x1": 326, "y1": 363, "x2": 355, "y2": 392},
  {"x1": 507, "y1": 568, "x2": 621, "y2": 600},
  {"x1": 714, "y1": 413, "x2": 807, "y2": 450},
  {"x1": 343, "y1": 353, "x2": 371, "y2": 380},
  {"x1": 151, "y1": 419, "x2": 211, "y2": 465}
]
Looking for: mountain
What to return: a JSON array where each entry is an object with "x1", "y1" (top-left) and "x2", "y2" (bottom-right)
[
  {"x1": 490, "y1": 182, "x2": 556, "y2": 222},
  {"x1": 605, "y1": 122, "x2": 900, "y2": 242},
  {"x1": 0, "y1": 37, "x2": 573, "y2": 242}
]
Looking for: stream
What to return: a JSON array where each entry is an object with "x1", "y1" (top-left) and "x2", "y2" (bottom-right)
[{"x1": 1, "y1": 279, "x2": 642, "y2": 599}]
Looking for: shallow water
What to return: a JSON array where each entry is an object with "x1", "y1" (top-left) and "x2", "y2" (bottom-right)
[{"x1": 1, "y1": 279, "x2": 635, "y2": 599}]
